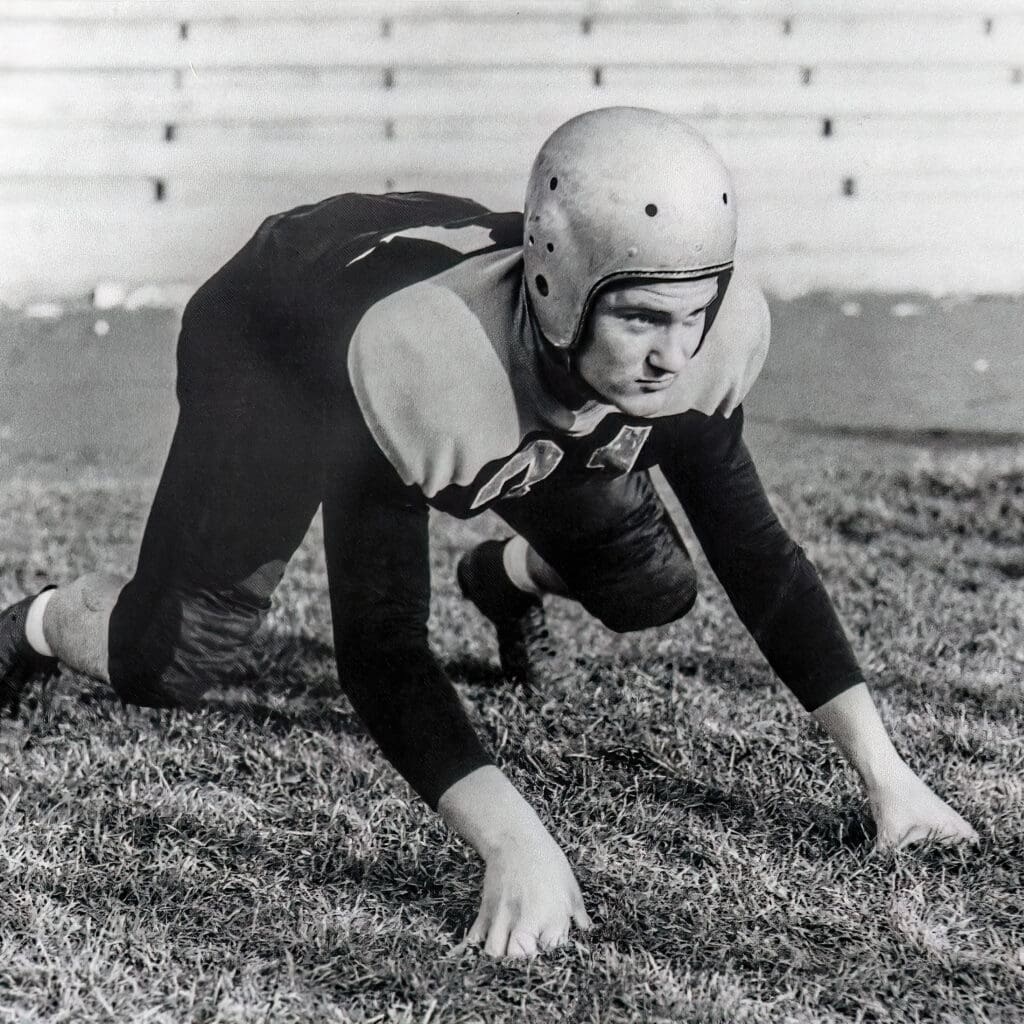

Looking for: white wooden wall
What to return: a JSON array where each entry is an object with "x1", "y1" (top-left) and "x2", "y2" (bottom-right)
[{"x1": 1, "y1": 0, "x2": 1023, "y2": 299}]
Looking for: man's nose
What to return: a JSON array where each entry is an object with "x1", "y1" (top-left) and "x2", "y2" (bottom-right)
[{"x1": 648, "y1": 323, "x2": 700, "y2": 374}]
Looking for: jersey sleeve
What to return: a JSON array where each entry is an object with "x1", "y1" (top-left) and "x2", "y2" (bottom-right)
[
  {"x1": 321, "y1": 413, "x2": 494, "y2": 808},
  {"x1": 659, "y1": 407, "x2": 865, "y2": 710},
  {"x1": 347, "y1": 279, "x2": 522, "y2": 498}
]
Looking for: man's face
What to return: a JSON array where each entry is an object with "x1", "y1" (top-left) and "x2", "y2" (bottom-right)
[{"x1": 577, "y1": 277, "x2": 719, "y2": 417}]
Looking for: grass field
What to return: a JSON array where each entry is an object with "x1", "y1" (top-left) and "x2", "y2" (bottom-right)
[{"x1": 1, "y1": 430, "x2": 1023, "y2": 1023}]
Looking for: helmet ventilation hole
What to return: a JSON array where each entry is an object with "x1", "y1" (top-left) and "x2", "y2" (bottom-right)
[
  {"x1": 645, "y1": 203, "x2": 658, "y2": 216},
  {"x1": 549, "y1": 176, "x2": 558, "y2": 190},
  {"x1": 528, "y1": 234, "x2": 535, "y2": 245},
  {"x1": 546, "y1": 242, "x2": 554, "y2": 253},
  {"x1": 535, "y1": 274, "x2": 549, "y2": 296},
  {"x1": 723, "y1": 192, "x2": 729, "y2": 204}
]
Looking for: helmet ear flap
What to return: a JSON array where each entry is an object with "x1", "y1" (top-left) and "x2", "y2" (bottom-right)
[{"x1": 692, "y1": 268, "x2": 733, "y2": 357}]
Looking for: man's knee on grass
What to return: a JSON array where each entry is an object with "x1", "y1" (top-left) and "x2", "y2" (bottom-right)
[
  {"x1": 107, "y1": 575, "x2": 278, "y2": 709},
  {"x1": 581, "y1": 555, "x2": 698, "y2": 634},
  {"x1": 41, "y1": 572, "x2": 127, "y2": 682}
]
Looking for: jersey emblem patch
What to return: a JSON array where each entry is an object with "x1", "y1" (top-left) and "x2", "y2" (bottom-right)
[
  {"x1": 586, "y1": 425, "x2": 653, "y2": 474},
  {"x1": 471, "y1": 439, "x2": 564, "y2": 509}
]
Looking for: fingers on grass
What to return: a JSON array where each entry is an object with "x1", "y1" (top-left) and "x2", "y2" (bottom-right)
[
  {"x1": 472, "y1": 901, "x2": 589, "y2": 958},
  {"x1": 880, "y1": 822, "x2": 980, "y2": 853},
  {"x1": 506, "y1": 927, "x2": 540, "y2": 959},
  {"x1": 465, "y1": 912, "x2": 489, "y2": 947},
  {"x1": 572, "y1": 906, "x2": 593, "y2": 931},
  {"x1": 948, "y1": 811, "x2": 980, "y2": 843},
  {"x1": 935, "y1": 822, "x2": 980, "y2": 846},
  {"x1": 483, "y1": 907, "x2": 514, "y2": 959},
  {"x1": 538, "y1": 925, "x2": 568, "y2": 951}
]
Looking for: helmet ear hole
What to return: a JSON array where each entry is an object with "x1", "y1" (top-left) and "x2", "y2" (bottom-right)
[
  {"x1": 535, "y1": 274, "x2": 550, "y2": 297},
  {"x1": 546, "y1": 242, "x2": 554, "y2": 253},
  {"x1": 723, "y1": 192, "x2": 728, "y2": 204},
  {"x1": 549, "y1": 177, "x2": 558, "y2": 190}
]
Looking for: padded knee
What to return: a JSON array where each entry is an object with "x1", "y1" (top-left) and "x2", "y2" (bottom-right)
[
  {"x1": 108, "y1": 579, "x2": 272, "y2": 708},
  {"x1": 584, "y1": 557, "x2": 698, "y2": 634}
]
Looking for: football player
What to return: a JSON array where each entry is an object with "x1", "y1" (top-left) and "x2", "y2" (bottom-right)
[{"x1": 1, "y1": 108, "x2": 976, "y2": 959}]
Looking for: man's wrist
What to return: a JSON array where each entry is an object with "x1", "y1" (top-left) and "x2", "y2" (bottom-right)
[
  {"x1": 437, "y1": 765, "x2": 549, "y2": 860},
  {"x1": 811, "y1": 682, "x2": 905, "y2": 790}
]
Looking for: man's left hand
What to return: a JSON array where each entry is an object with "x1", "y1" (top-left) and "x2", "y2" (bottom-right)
[
  {"x1": 867, "y1": 759, "x2": 980, "y2": 851},
  {"x1": 811, "y1": 683, "x2": 979, "y2": 851}
]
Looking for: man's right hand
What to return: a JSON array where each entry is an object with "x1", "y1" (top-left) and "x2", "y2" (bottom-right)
[
  {"x1": 438, "y1": 765, "x2": 592, "y2": 958},
  {"x1": 465, "y1": 820, "x2": 591, "y2": 957}
]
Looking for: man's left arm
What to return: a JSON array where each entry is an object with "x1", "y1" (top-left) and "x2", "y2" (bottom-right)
[
  {"x1": 659, "y1": 407, "x2": 978, "y2": 849},
  {"x1": 659, "y1": 406, "x2": 862, "y2": 712}
]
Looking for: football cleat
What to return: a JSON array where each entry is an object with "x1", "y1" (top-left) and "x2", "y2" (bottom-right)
[
  {"x1": 0, "y1": 587, "x2": 60, "y2": 717},
  {"x1": 457, "y1": 540, "x2": 557, "y2": 692}
]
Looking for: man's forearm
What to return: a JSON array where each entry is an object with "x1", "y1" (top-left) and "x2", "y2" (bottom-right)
[
  {"x1": 323, "y1": 448, "x2": 496, "y2": 812},
  {"x1": 661, "y1": 408, "x2": 865, "y2": 712},
  {"x1": 811, "y1": 682, "x2": 904, "y2": 790},
  {"x1": 339, "y1": 643, "x2": 495, "y2": 811}
]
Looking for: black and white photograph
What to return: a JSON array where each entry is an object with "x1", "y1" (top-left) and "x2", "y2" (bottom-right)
[{"x1": 1, "y1": 1, "x2": 1022, "y2": 1021}]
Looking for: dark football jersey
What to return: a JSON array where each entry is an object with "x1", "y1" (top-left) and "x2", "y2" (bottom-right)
[
  {"x1": 251, "y1": 191, "x2": 767, "y2": 518},
  {"x1": 232, "y1": 192, "x2": 863, "y2": 808}
]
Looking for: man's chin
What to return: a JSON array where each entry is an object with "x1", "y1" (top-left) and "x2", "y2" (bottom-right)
[{"x1": 608, "y1": 389, "x2": 674, "y2": 418}]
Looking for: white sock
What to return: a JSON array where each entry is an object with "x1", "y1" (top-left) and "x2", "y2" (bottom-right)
[
  {"x1": 25, "y1": 589, "x2": 56, "y2": 658},
  {"x1": 502, "y1": 536, "x2": 543, "y2": 596}
]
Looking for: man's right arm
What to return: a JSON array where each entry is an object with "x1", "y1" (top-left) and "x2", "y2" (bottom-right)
[
  {"x1": 320, "y1": 417, "x2": 590, "y2": 954},
  {"x1": 320, "y1": 422, "x2": 492, "y2": 810}
]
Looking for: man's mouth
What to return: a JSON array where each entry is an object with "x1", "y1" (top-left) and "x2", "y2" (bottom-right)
[{"x1": 636, "y1": 377, "x2": 675, "y2": 391}]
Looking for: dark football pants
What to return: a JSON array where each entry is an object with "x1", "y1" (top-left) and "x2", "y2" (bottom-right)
[
  {"x1": 106, "y1": 253, "x2": 697, "y2": 707},
  {"x1": 106, "y1": 238, "x2": 328, "y2": 706},
  {"x1": 497, "y1": 471, "x2": 698, "y2": 634}
]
